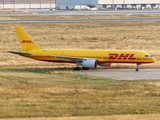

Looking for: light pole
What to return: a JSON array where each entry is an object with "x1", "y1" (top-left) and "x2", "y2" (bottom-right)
[
  {"x1": 11, "y1": 1, "x2": 15, "y2": 11},
  {"x1": 29, "y1": 1, "x2": 31, "y2": 11},
  {"x1": 123, "y1": 0, "x2": 125, "y2": 8},
  {"x1": 40, "y1": 1, "x2": 41, "y2": 11},
  {"x1": 80, "y1": 0, "x2": 82, "y2": 10},
  {"x1": 3, "y1": 1, "x2": 4, "y2": 11},
  {"x1": 50, "y1": 0, "x2": 51, "y2": 10},
  {"x1": 13, "y1": 1, "x2": 15, "y2": 11},
  {"x1": 112, "y1": 0, "x2": 114, "y2": 10}
]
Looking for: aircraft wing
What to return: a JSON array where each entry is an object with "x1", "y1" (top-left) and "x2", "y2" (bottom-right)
[
  {"x1": 48, "y1": 55, "x2": 97, "y2": 62},
  {"x1": 7, "y1": 51, "x2": 32, "y2": 55}
]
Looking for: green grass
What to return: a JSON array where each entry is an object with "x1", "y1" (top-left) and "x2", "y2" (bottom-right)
[{"x1": 0, "y1": 67, "x2": 160, "y2": 118}]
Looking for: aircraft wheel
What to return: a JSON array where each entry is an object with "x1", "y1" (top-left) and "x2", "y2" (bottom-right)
[
  {"x1": 82, "y1": 67, "x2": 90, "y2": 70},
  {"x1": 135, "y1": 68, "x2": 139, "y2": 71},
  {"x1": 136, "y1": 64, "x2": 140, "y2": 71},
  {"x1": 73, "y1": 67, "x2": 81, "y2": 71}
]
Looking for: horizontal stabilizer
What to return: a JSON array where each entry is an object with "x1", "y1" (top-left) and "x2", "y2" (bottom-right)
[{"x1": 7, "y1": 51, "x2": 32, "y2": 55}]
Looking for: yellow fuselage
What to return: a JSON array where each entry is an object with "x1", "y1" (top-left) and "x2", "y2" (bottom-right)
[{"x1": 22, "y1": 49, "x2": 156, "y2": 64}]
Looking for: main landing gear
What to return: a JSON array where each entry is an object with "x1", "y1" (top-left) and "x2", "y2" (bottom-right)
[
  {"x1": 135, "y1": 63, "x2": 141, "y2": 71},
  {"x1": 73, "y1": 62, "x2": 90, "y2": 71},
  {"x1": 73, "y1": 67, "x2": 81, "y2": 71},
  {"x1": 73, "y1": 67, "x2": 90, "y2": 71}
]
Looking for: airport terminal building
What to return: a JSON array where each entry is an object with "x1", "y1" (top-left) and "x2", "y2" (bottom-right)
[{"x1": 56, "y1": 0, "x2": 160, "y2": 10}]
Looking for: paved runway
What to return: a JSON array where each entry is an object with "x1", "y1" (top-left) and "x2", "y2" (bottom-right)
[
  {"x1": 0, "y1": 9, "x2": 160, "y2": 16},
  {"x1": 74, "y1": 69, "x2": 160, "y2": 80},
  {"x1": 56, "y1": 9, "x2": 160, "y2": 15},
  {"x1": 1, "y1": 18, "x2": 160, "y2": 23},
  {"x1": 1, "y1": 9, "x2": 160, "y2": 23}
]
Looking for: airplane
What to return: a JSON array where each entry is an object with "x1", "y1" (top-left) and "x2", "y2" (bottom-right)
[{"x1": 8, "y1": 26, "x2": 156, "y2": 71}]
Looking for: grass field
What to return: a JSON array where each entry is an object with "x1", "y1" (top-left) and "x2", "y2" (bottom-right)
[
  {"x1": 0, "y1": 67, "x2": 160, "y2": 119},
  {"x1": 0, "y1": 15, "x2": 160, "y2": 119}
]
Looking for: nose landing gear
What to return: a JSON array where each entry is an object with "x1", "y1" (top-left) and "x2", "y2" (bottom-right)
[{"x1": 136, "y1": 63, "x2": 141, "y2": 71}]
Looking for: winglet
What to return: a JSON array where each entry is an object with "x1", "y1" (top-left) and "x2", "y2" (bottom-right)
[{"x1": 15, "y1": 26, "x2": 41, "y2": 51}]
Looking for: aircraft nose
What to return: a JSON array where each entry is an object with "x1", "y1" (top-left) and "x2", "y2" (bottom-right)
[{"x1": 152, "y1": 57, "x2": 156, "y2": 62}]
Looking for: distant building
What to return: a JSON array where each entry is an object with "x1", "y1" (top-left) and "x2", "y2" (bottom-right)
[
  {"x1": 0, "y1": 0, "x2": 55, "y2": 11},
  {"x1": 56, "y1": 0, "x2": 98, "y2": 10},
  {"x1": 99, "y1": 0, "x2": 160, "y2": 9},
  {"x1": 56, "y1": 0, "x2": 160, "y2": 10}
]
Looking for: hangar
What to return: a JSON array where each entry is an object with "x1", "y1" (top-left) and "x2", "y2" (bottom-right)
[
  {"x1": 56, "y1": 0, "x2": 160, "y2": 10},
  {"x1": 0, "y1": 0, "x2": 55, "y2": 11}
]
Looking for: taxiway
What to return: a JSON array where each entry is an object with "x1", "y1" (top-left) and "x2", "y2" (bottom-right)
[{"x1": 74, "y1": 69, "x2": 160, "y2": 80}]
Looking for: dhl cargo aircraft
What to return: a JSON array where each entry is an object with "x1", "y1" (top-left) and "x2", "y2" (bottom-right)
[{"x1": 8, "y1": 26, "x2": 156, "y2": 71}]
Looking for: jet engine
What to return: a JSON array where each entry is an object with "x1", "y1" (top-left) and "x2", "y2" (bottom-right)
[{"x1": 82, "y1": 59, "x2": 98, "y2": 68}]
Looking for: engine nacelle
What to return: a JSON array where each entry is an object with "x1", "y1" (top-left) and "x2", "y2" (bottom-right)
[{"x1": 82, "y1": 59, "x2": 98, "y2": 68}]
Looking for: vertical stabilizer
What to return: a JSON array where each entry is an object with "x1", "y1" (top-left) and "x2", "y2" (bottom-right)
[{"x1": 15, "y1": 26, "x2": 41, "y2": 51}]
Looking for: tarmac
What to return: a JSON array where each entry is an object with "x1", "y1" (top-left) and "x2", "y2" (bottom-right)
[
  {"x1": 1, "y1": 18, "x2": 160, "y2": 23},
  {"x1": 74, "y1": 69, "x2": 160, "y2": 80},
  {"x1": 1, "y1": 9, "x2": 160, "y2": 16}
]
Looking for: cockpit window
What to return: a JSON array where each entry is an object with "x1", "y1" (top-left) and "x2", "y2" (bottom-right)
[{"x1": 145, "y1": 55, "x2": 152, "y2": 58}]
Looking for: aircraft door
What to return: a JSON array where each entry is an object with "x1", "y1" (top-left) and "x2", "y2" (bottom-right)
[{"x1": 137, "y1": 53, "x2": 141, "y2": 60}]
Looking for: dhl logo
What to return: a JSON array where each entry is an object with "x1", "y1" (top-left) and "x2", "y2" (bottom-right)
[
  {"x1": 21, "y1": 40, "x2": 34, "y2": 43},
  {"x1": 108, "y1": 54, "x2": 136, "y2": 60}
]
